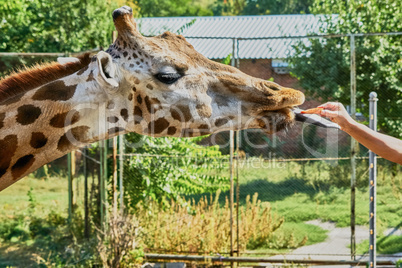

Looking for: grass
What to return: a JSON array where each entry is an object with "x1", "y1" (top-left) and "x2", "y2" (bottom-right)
[
  {"x1": 0, "y1": 175, "x2": 68, "y2": 220},
  {"x1": 0, "y1": 158, "x2": 401, "y2": 267},
  {"x1": 356, "y1": 235, "x2": 402, "y2": 255},
  {"x1": 198, "y1": 158, "x2": 402, "y2": 228}
]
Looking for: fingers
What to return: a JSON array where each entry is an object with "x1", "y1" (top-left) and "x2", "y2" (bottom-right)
[
  {"x1": 318, "y1": 102, "x2": 342, "y2": 111},
  {"x1": 300, "y1": 107, "x2": 323, "y2": 114},
  {"x1": 320, "y1": 109, "x2": 339, "y2": 118}
]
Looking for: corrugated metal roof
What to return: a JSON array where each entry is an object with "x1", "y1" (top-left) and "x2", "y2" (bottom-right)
[{"x1": 138, "y1": 15, "x2": 333, "y2": 59}]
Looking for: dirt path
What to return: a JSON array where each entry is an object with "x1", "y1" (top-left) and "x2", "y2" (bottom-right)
[{"x1": 267, "y1": 220, "x2": 402, "y2": 267}]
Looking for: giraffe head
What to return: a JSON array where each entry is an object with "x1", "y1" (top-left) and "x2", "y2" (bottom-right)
[
  {"x1": 98, "y1": 6, "x2": 305, "y2": 138},
  {"x1": 78, "y1": 6, "x2": 305, "y2": 140},
  {"x1": 0, "y1": 6, "x2": 306, "y2": 190}
]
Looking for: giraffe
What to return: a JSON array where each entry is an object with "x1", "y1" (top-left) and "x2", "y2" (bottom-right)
[{"x1": 0, "y1": 6, "x2": 305, "y2": 191}]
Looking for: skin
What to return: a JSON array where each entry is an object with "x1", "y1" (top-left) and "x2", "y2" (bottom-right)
[{"x1": 303, "y1": 102, "x2": 402, "y2": 165}]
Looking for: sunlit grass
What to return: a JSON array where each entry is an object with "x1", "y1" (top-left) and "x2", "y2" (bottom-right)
[{"x1": 0, "y1": 175, "x2": 68, "y2": 220}]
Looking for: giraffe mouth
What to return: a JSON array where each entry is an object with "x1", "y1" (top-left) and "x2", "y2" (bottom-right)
[
  {"x1": 256, "y1": 106, "x2": 340, "y2": 134},
  {"x1": 256, "y1": 107, "x2": 295, "y2": 133}
]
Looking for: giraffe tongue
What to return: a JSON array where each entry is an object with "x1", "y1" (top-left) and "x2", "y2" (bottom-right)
[{"x1": 293, "y1": 108, "x2": 341, "y2": 129}]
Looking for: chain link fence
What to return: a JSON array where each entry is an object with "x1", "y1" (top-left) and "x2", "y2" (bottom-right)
[
  {"x1": 114, "y1": 33, "x2": 401, "y2": 262},
  {"x1": 0, "y1": 31, "x2": 401, "y2": 264}
]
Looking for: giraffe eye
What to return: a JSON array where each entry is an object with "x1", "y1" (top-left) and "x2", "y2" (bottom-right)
[{"x1": 156, "y1": 73, "x2": 182, "y2": 84}]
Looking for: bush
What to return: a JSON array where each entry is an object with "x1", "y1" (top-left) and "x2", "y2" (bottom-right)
[
  {"x1": 136, "y1": 190, "x2": 307, "y2": 253},
  {"x1": 96, "y1": 213, "x2": 144, "y2": 268},
  {"x1": 122, "y1": 134, "x2": 229, "y2": 208}
]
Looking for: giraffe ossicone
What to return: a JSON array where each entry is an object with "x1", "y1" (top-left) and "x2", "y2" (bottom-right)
[{"x1": 0, "y1": 6, "x2": 305, "y2": 191}]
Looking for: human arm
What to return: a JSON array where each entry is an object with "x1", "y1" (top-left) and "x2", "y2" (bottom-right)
[{"x1": 302, "y1": 102, "x2": 402, "y2": 164}]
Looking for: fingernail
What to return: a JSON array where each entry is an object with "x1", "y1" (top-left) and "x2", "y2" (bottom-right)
[
  {"x1": 300, "y1": 111, "x2": 305, "y2": 114},
  {"x1": 318, "y1": 106, "x2": 324, "y2": 108}
]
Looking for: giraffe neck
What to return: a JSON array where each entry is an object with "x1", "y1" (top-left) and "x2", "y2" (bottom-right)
[{"x1": 0, "y1": 61, "x2": 128, "y2": 191}]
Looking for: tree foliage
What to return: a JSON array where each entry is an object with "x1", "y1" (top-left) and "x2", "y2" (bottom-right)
[
  {"x1": 135, "y1": 0, "x2": 313, "y2": 17},
  {"x1": 211, "y1": 0, "x2": 313, "y2": 16},
  {"x1": 289, "y1": 0, "x2": 402, "y2": 137},
  {"x1": 135, "y1": 0, "x2": 213, "y2": 17},
  {"x1": 0, "y1": 0, "x2": 118, "y2": 53},
  {"x1": 122, "y1": 134, "x2": 229, "y2": 208}
]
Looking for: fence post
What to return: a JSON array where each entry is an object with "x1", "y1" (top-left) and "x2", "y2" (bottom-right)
[
  {"x1": 369, "y1": 92, "x2": 378, "y2": 268},
  {"x1": 100, "y1": 140, "x2": 108, "y2": 228},
  {"x1": 67, "y1": 152, "x2": 73, "y2": 224},
  {"x1": 113, "y1": 137, "x2": 118, "y2": 217},
  {"x1": 229, "y1": 37, "x2": 238, "y2": 267},
  {"x1": 84, "y1": 147, "x2": 90, "y2": 238},
  {"x1": 119, "y1": 135, "x2": 125, "y2": 211},
  {"x1": 349, "y1": 34, "x2": 357, "y2": 260}
]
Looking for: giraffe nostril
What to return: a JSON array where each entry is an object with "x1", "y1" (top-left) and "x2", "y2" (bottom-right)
[{"x1": 266, "y1": 83, "x2": 281, "y2": 91}]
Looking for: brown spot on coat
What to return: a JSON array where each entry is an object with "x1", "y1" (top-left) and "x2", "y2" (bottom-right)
[
  {"x1": 120, "y1": 109, "x2": 129, "y2": 121},
  {"x1": 32, "y1": 80, "x2": 77, "y2": 101},
  {"x1": 128, "y1": 93, "x2": 133, "y2": 101},
  {"x1": 107, "y1": 116, "x2": 119, "y2": 123},
  {"x1": 49, "y1": 110, "x2": 80, "y2": 128},
  {"x1": 136, "y1": 95, "x2": 142, "y2": 104},
  {"x1": 198, "y1": 124, "x2": 211, "y2": 135},
  {"x1": 11, "y1": 154, "x2": 35, "y2": 179},
  {"x1": 107, "y1": 101, "x2": 115, "y2": 109},
  {"x1": 145, "y1": 96, "x2": 152, "y2": 113},
  {"x1": 150, "y1": 98, "x2": 162, "y2": 112},
  {"x1": 57, "y1": 126, "x2": 90, "y2": 152},
  {"x1": 181, "y1": 128, "x2": 196, "y2": 137},
  {"x1": 76, "y1": 65, "x2": 89, "y2": 76},
  {"x1": 86, "y1": 71, "x2": 95, "y2": 82},
  {"x1": 0, "y1": 94, "x2": 24, "y2": 106},
  {"x1": 148, "y1": 118, "x2": 169, "y2": 134},
  {"x1": 0, "y1": 135, "x2": 18, "y2": 177},
  {"x1": 167, "y1": 126, "x2": 177, "y2": 135},
  {"x1": 196, "y1": 103, "x2": 212, "y2": 118},
  {"x1": 215, "y1": 118, "x2": 228, "y2": 127},
  {"x1": 134, "y1": 106, "x2": 143, "y2": 118},
  {"x1": 170, "y1": 105, "x2": 192, "y2": 122},
  {"x1": 16, "y1": 105, "x2": 42, "y2": 125},
  {"x1": 108, "y1": 127, "x2": 125, "y2": 135},
  {"x1": 146, "y1": 84, "x2": 153, "y2": 90},
  {"x1": 0, "y1": 112, "x2": 5, "y2": 129},
  {"x1": 134, "y1": 78, "x2": 140, "y2": 84},
  {"x1": 30, "y1": 132, "x2": 48, "y2": 149}
]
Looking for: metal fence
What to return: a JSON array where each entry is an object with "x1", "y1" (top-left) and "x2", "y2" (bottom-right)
[{"x1": 1, "y1": 31, "x2": 401, "y2": 266}]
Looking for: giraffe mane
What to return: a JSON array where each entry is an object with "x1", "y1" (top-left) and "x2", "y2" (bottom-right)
[{"x1": 0, "y1": 53, "x2": 91, "y2": 104}]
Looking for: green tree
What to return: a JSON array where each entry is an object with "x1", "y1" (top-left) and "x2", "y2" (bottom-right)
[
  {"x1": 289, "y1": 0, "x2": 402, "y2": 137},
  {"x1": 122, "y1": 134, "x2": 229, "y2": 208},
  {"x1": 0, "y1": 0, "x2": 116, "y2": 53},
  {"x1": 136, "y1": 0, "x2": 213, "y2": 17},
  {"x1": 211, "y1": 0, "x2": 313, "y2": 16},
  {"x1": 0, "y1": 0, "x2": 118, "y2": 78}
]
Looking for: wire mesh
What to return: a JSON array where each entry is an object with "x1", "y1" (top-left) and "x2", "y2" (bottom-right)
[{"x1": 0, "y1": 31, "x2": 401, "y2": 263}]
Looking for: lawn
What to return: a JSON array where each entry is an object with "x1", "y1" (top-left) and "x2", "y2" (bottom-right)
[
  {"x1": 0, "y1": 158, "x2": 401, "y2": 267},
  {"x1": 0, "y1": 176, "x2": 68, "y2": 220}
]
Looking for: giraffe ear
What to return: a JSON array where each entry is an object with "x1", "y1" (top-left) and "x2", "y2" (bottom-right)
[{"x1": 96, "y1": 51, "x2": 119, "y2": 89}]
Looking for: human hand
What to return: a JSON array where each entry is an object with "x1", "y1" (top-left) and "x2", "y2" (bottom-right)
[{"x1": 301, "y1": 102, "x2": 355, "y2": 130}]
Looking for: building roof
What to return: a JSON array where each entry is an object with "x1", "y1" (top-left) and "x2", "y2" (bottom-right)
[{"x1": 138, "y1": 15, "x2": 333, "y2": 59}]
